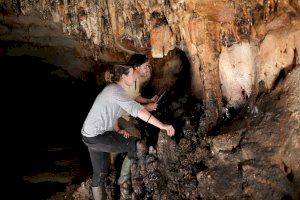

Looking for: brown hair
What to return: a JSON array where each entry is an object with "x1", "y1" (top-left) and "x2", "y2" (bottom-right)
[
  {"x1": 111, "y1": 64, "x2": 133, "y2": 83},
  {"x1": 127, "y1": 54, "x2": 149, "y2": 68}
]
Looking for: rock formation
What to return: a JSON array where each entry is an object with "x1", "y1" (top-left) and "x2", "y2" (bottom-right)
[{"x1": 1, "y1": 0, "x2": 299, "y2": 199}]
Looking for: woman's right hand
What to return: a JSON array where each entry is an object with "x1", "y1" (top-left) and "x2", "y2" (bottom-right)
[
  {"x1": 151, "y1": 95, "x2": 159, "y2": 102},
  {"x1": 161, "y1": 124, "x2": 175, "y2": 137}
]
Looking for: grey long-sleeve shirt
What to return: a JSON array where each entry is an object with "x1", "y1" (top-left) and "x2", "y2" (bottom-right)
[{"x1": 82, "y1": 83, "x2": 143, "y2": 137}]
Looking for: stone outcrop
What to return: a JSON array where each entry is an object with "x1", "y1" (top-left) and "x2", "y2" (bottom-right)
[{"x1": 154, "y1": 63, "x2": 300, "y2": 199}]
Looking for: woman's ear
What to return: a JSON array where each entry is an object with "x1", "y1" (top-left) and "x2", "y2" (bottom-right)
[{"x1": 120, "y1": 73, "x2": 127, "y2": 80}]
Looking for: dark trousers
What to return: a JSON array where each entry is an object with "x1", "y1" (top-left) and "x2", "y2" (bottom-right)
[{"x1": 82, "y1": 131, "x2": 137, "y2": 187}]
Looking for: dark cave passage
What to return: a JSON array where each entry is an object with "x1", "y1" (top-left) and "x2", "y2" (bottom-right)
[{"x1": 2, "y1": 55, "x2": 97, "y2": 199}]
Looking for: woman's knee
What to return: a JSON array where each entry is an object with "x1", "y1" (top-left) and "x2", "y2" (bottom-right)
[{"x1": 127, "y1": 150, "x2": 137, "y2": 160}]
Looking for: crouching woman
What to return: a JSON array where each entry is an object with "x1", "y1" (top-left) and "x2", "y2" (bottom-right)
[{"x1": 81, "y1": 64, "x2": 175, "y2": 200}]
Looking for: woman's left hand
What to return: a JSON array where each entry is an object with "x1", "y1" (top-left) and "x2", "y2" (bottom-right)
[
  {"x1": 145, "y1": 103, "x2": 157, "y2": 111},
  {"x1": 118, "y1": 129, "x2": 130, "y2": 138}
]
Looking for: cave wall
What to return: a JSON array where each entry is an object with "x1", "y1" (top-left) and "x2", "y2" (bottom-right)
[
  {"x1": 1, "y1": 0, "x2": 299, "y2": 131},
  {"x1": 1, "y1": 1, "x2": 300, "y2": 199},
  {"x1": 155, "y1": 62, "x2": 300, "y2": 199}
]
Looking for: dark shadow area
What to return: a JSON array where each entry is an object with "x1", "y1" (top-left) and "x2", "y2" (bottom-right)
[
  {"x1": 1, "y1": 54, "x2": 99, "y2": 199},
  {"x1": 18, "y1": 181, "x2": 69, "y2": 200},
  {"x1": 139, "y1": 49, "x2": 203, "y2": 146}
]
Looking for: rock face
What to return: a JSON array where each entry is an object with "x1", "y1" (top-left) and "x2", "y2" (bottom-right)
[
  {"x1": 1, "y1": 0, "x2": 300, "y2": 199},
  {"x1": 154, "y1": 64, "x2": 300, "y2": 199},
  {"x1": 1, "y1": 0, "x2": 299, "y2": 128},
  {"x1": 219, "y1": 42, "x2": 256, "y2": 109}
]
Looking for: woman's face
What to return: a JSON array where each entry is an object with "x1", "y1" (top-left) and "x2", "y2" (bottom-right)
[
  {"x1": 122, "y1": 68, "x2": 135, "y2": 86},
  {"x1": 137, "y1": 61, "x2": 151, "y2": 77}
]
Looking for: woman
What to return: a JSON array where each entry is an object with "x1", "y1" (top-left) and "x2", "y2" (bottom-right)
[{"x1": 81, "y1": 64, "x2": 175, "y2": 200}]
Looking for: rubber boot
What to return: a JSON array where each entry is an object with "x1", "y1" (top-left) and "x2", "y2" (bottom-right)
[
  {"x1": 92, "y1": 186, "x2": 107, "y2": 200},
  {"x1": 118, "y1": 156, "x2": 133, "y2": 199},
  {"x1": 110, "y1": 152, "x2": 118, "y2": 171}
]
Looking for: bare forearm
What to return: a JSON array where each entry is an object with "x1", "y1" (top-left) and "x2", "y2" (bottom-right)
[
  {"x1": 137, "y1": 108, "x2": 163, "y2": 129},
  {"x1": 135, "y1": 95, "x2": 152, "y2": 104}
]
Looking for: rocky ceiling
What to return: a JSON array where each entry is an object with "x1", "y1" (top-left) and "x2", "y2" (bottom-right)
[{"x1": 1, "y1": 0, "x2": 299, "y2": 135}]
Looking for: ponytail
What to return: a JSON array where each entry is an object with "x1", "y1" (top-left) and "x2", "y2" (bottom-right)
[{"x1": 111, "y1": 64, "x2": 133, "y2": 83}]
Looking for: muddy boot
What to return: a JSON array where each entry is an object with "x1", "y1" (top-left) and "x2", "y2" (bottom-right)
[
  {"x1": 92, "y1": 186, "x2": 107, "y2": 200},
  {"x1": 110, "y1": 152, "x2": 118, "y2": 171},
  {"x1": 118, "y1": 156, "x2": 133, "y2": 199}
]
